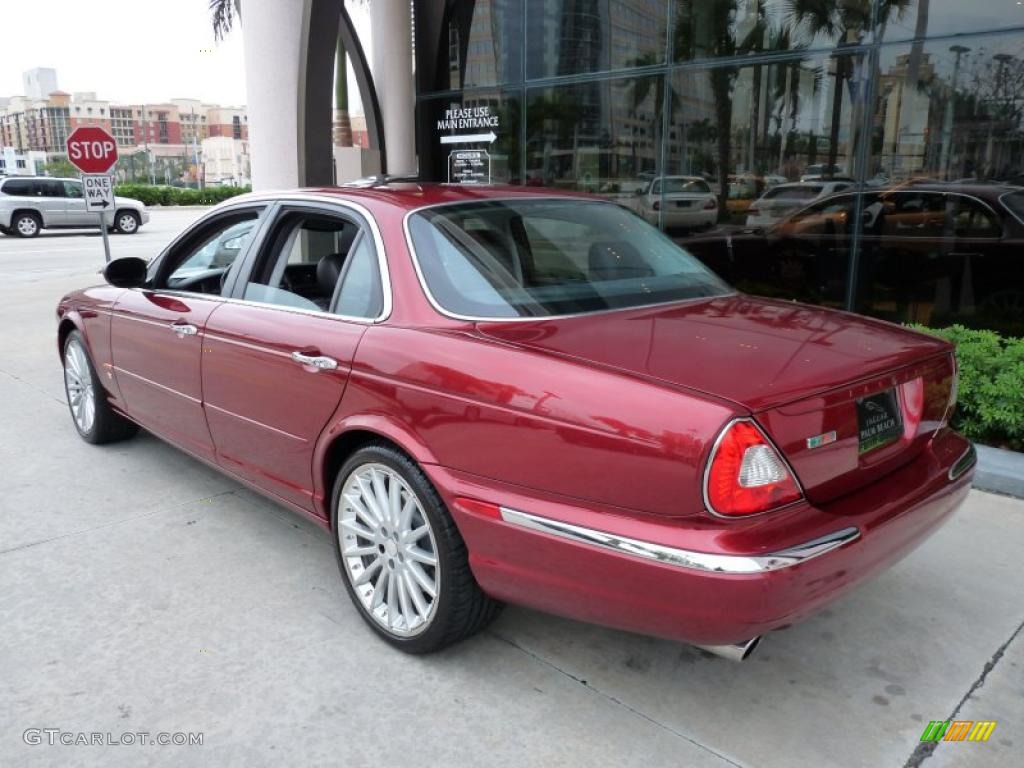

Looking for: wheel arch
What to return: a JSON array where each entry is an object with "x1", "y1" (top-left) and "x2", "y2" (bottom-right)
[
  {"x1": 314, "y1": 417, "x2": 441, "y2": 522},
  {"x1": 57, "y1": 314, "x2": 86, "y2": 360},
  {"x1": 115, "y1": 208, "x2": 140, "y2": 227},
  {"x1": 11, "y1": 208, "x2": 43, "y2": 229}
]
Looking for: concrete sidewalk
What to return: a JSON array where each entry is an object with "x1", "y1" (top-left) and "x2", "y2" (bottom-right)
[{"x1": 1, "y1": 214, "x2": 1022, "y2": 767}]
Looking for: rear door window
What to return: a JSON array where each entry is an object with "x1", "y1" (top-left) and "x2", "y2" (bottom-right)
[
  {"x1": 881, "y1": 193, "x2": 945, "y2": 238},
  {"x1": 39, "y1": 180, "x2": 65, "y2": 198},
  {"x1": 947, "y1": 195, "x2": 1002, "y2": 238},
  {"x1": 242, "y1": 208, "x2": 382, "y2": 317}
]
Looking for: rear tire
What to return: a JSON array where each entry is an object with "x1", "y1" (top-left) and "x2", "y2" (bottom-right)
[
  {"x1": 331, "y1": 443, "x2": 501, "y2": 653},
  {"x1": 62, "y1": 331, "x2": 139, "y2": 444},
  {"x1": 114, "y1": 210, "x2": 140, "y2": 234},
  {"x1": 12, "y1": 211, "x2": 41, "y2": 238}
]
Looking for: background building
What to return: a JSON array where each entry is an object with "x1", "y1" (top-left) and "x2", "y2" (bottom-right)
[
  {"x1": 0, "y1": 69, "x2": 249, "y2": 186},
  {"x1": 22, "y1": 68, "x2": 58, "y2": 100},
  {"x1": 202, "y1": 135, "x2": 251, "y2": 185}
]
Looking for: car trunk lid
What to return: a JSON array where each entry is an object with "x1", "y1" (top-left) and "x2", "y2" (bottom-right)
[{"x1": 476, "y1": 294, "x2": 955, "y2": 504}]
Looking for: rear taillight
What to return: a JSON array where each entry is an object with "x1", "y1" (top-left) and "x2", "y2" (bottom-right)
[
  {"x1": 747, "y1": 206, "x2": 760, "y2": 216},
  {"x1": 704, "y1": 199, "x2": 717, "y2": 209},
  {"x1": 899, "y1": 377, "x2": 925, "y2": 439},
  {"x1": 704, "y1": 420, "x2": 802, "y2": 517}
]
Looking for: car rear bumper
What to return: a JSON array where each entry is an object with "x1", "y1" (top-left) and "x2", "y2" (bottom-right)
[{"x1": 437, "y1": 428, "x2": 974, "y2": 646}]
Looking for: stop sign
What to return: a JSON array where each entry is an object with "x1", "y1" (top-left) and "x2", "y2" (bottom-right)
[{"x1": 66, "y1": 126, "x2": 119, "y2": 174}]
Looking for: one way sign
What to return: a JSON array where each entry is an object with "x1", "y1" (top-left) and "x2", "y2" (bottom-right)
[{"x1": 82, "y1": 174, "x2": 115, "y2": 212}]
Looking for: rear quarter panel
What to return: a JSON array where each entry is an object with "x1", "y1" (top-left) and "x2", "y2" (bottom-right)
[{"x1": 339, "y1": 325, "x2": 740, "y2": 518}]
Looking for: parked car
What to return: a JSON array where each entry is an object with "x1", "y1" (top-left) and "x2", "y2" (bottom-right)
[
  {"x1": 0, "y1": 176, "x2": 149, "y2": 237},
  {"x1": 746, "y1": 180, "x2": 855, "y2": 228},
  {"x1": 801, "y1": 163, "x2": 847, "y2": 181},
  {"x1": 628, "y1": 175, "x2": 718, "y2": 229},
  {"x1": 686, "y1": 183, "x2": 1024, "y2": 335},
  {"x1": 56, "y1": 185, "x2": 974, "y2": 659}
]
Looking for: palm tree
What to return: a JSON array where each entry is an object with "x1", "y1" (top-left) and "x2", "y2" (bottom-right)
[
  {"x1": 210, "y1": 0, "x2": 240, "y2": 41},
  {"x1": 786, "y1": 0, "x2": 913, "y2": 178}
]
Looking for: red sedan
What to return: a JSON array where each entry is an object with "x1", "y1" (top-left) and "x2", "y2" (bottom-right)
[{"x1": 56, "y1": 184, "x2": 975, "y2": 659}]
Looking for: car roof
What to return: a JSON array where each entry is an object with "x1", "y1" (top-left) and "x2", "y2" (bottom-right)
[
  {"x1": 892, "y1": 183, "x2": 1019, "y2": 198},
  {"x1": 232, "y1": 183, "x2": 600, "y2": 212}
]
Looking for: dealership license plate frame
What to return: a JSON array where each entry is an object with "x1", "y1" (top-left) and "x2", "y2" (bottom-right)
[{"x1": 857, "y1": 388, "x2": 904, "y2": 455}]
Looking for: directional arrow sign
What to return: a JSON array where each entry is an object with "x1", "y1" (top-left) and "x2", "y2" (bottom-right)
[
  {"x1": 82, "y1": 174, "x2": 115, "y2": 213},
  {"x1": 440, "y1": 131, "x2": 497, "y2": 145}
]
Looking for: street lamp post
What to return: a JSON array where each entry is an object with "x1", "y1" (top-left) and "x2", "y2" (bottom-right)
[
  {"x1": 939, "y1": 45, "x2": 970, "y2": 179},
  {"x1": 988, "y1": 53, "x2": 1015, "y2": 177}
]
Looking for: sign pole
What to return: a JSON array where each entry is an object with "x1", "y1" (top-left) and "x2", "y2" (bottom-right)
[
  {"x1": 98, "y1": 204, "x2": 112, "y2": 263},
  {"x1": 65, "y1": 125, "x2": 119, "y2": 264}
]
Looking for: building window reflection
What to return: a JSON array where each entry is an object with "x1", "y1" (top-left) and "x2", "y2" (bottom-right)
[{"x1": 414, "y1": 1, "x2": 1024, "y2": 335}]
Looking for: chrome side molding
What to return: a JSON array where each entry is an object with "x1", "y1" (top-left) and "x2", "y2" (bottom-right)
[
  {"x1": 949, "y1": 443, "x2": 977, "y2": 481},
  {"x1": 498, "y1": 507, "x2": 860, "y2": 575}
]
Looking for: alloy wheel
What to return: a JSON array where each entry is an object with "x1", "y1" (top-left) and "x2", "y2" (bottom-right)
[
  {"x1": 338, "y1": 463, "x2": 440, "y2": 637},
  {"x1": 64, "y1": 339, "x2": 95, "y2": 434},
  {"x1": 16, "y1": 216, "x2": 38, "y2": 236},
  {"x1": 118, "y1": 213, "x2": 138, "y2": 233}
]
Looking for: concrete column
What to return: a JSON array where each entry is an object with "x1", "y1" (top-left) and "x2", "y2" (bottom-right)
[
  {"x1": 370, "y1": 0, "x2": 416, "y2": 174},
  {"x1": 241, "y1": 0, "x2": 307, "y2": 189}
]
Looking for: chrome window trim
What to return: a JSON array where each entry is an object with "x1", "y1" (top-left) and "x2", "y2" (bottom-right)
[
  {"x1": 150, "y1": 289, "x2": 384, "y2": 326},
  {"x1": 499, "y1": 506, "x2": 860, "y2": 574},
  {"x1": 152, "y1": 192, "x2": 393, "y2": 323},
  {"x1": 997, "y1": 190, "x2": 1024, "y2": 227},
  {"x1": 401, "y1": 197, "x2": 735, "y2": 323},
  {"x1": 701, "y1": 417, "x2": 806, "y2": 519}
]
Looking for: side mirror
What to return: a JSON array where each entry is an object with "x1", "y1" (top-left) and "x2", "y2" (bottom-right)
[{"x1": 103, "y1": 257, "x2": 148, "y2": 288}]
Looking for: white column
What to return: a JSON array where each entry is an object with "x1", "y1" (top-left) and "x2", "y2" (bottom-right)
[
  {"x1": 369, "y1": 0, "x2": 416, "y2": 174},
  {"x1": 241, "y1": 0, "x2": 307, "y2": 189}
]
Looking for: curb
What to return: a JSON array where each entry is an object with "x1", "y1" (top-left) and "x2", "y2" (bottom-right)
[{"x1": 974, "y1": 444, "x2": 1024, "y2": 499}]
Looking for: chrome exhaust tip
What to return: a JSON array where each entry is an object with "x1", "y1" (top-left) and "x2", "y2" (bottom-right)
[{"x1": 692, "y1": 636, "x2": 761, "y2": 662}]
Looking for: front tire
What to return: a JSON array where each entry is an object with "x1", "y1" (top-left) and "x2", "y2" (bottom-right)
[
  {"x1": 114, "y1": 210, "x2": 140, "y2": 234},
  {"x1": 331, "y1": 443, "x2": 501, "y2": 653},
  {"x1": 12, "y1": 212, "x2": 41, "y2": 238},
  {"x1": 62, "y1": 331, "x2": 138, "y2": 444}
]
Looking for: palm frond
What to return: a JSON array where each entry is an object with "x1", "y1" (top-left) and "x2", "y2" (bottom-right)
[{"x1": 210, "y1": 0, "x2": 240, "y2": 42}]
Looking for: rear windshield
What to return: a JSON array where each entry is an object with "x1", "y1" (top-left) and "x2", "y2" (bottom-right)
[
  {"x1": 655, "y1": 178, "x2": 711, "y2": 195},
  {"x1": 763, "y1": 185, "x2": 821, "y2": 201},
  {"x1": 408, "y1": 199, "x2": 730, "y2": 319}
]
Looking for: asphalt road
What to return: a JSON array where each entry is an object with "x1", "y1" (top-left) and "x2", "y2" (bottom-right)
[{"x1": 1, "y1": 210, "x2": 1022, "y2": 768}]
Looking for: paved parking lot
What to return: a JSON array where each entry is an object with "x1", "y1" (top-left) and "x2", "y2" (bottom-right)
[{"x1": 1, "y1": 210, "x2": 1022, "y2": 767}]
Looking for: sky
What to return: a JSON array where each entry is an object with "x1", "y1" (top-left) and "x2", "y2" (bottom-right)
[{"x1": 0, "y1": 0, "x2": 248, "y2": 105}]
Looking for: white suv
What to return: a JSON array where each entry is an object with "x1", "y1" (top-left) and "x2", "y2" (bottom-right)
[{"x1": 0, "y1": 177, "x2": 149, "y2": 238}]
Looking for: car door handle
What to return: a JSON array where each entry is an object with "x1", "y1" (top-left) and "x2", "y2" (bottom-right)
[
  {"x1": 170, "y1": 322, "x2": 198, "y2": 337},
  {"x1": 291, "y1": 351, "x2": 338, "y2": 371}
]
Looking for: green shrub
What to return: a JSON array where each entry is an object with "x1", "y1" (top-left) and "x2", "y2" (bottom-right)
[
  {"x1": 912, "y1": 325, "x2": 1024, "y2": 451},
  {"x1": 112, "y1": 184, "x2": 251, "y2": 207}
]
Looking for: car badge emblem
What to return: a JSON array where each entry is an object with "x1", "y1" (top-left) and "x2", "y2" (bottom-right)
[{"x1": 807, "y1": 430, "x2": 838, "y2": 449}]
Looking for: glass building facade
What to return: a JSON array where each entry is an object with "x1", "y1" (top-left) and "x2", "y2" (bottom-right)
[{"x1": 414, "y1": 1, "x2": 1024, "y2": 335}]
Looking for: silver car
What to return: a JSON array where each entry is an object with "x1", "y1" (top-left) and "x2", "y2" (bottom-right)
[{"x1": 0, "y1": 176, "x2": 149, "y2": 238}]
